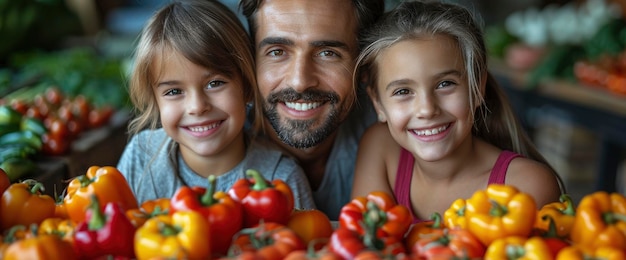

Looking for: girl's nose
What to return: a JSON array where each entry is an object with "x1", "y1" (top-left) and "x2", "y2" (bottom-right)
[
  {"x1": 415, "y1": 92, "x2": 439, "y2": 119},
  {"x1": 187, "y1": 91, "x2": 211, "y2": 115}
]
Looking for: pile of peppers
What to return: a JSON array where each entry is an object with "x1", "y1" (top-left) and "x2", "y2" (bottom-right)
[{"x1": 4, "y1": 164, "x2": 626, "y2": 260}]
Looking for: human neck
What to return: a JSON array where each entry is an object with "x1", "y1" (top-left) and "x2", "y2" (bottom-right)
[{"x1": 180, "y1": 131, "x2": 247, "y2": 178}]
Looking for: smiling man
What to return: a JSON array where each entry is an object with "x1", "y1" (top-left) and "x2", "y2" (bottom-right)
[{"x1": 240, "y1": 0, "x2": 384, "y2": 220}]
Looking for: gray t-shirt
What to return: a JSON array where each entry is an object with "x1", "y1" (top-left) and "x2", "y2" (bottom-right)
[
  {"x1": 116, "y1": 128, "x2": 316, "y2": 210},
  {"x1": 313, "y1": 90, "x2": 377, "y2": 220}
]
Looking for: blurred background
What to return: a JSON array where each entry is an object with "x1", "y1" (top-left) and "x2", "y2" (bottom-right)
[{"x1": 0, "y1": 0, "x2": 625, "y2": 204}]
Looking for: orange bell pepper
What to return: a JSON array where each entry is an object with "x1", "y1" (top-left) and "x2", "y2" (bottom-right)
[
  {"x1": 3, "y1": 234, "x2": 76, "y2": 260},
  {"x1": 404, "y1": 212, "x2": 445, "y2": 249},
  {"x1": 570, "y1": 191, "x2": 626, "y2": 250},
  {"x1": 64, "y1": 166, "x2": 138, "y2": 224},
  {"x1": 134, "y1": 211, "x2": 211, "y2": 260},
  {"x1": 37, "y1": 217, "x2": 75, "y2": 242},
  {"x1": 444, "y1": 198, "x2": 467, "y2": 229},
  {"x1": 412, "y1": 228, "x2": 486, "y2": 259},
  {"x1": 126, "y1": 197, "x2": 170, "y2": 227},
  {"x1": 485, "y1": 236, "x2": 552, "y2": 260},
  {"x1": 0, "y1": 179, "x2": 55, "y2": 230},
  {"x1": 535, "y1": 193, "x2": 575, "y2": 238},
  {"x1": 556, "y1": 245, "x2": 626, "y2": 260},
  {"x1": 465, "y1": 184, "x2": 537, "y2": 246}
]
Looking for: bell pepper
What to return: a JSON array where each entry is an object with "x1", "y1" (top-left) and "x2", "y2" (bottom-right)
[
  {"x1": 444, "y1": 198, "x2": 467, "y2": 229},
  {"x1": 533, "y1": 215, "x2": 570, "y2": 258},
  {"x1": 53, "y1": 187, "x2": 69, "y2": 219},
  {"x1": 3, "y1": 234, "x2": 76, "y2": 260},
  {"x1": 170, "y1": 175, "x2": 243, "y2": 256},
  {"x1": 126, "y1": 197, "x2": 170, "y2": 227},
  {"x1": 556, "y1": 245, "x2": 626, "y2": 260},
  {"x1": 329, "y1": 201, "x2": 406, "y2": 259},
  {"x1": 64, "y1": 166, "x2": 138, "y2": 224},
  {"x1": 412, "y1": 228, "x2": 486, "y2": 259},
  {"x1": 404, "y1": 212, "x2": 445, "y2": 249},
  {"x1": 0, "y1": 179, "x2": 55, "y2": 230},
  {"x1": 230, "y1": 221, "x2": 305, "y2": 260},
  {"x1": 570, "y1": 191, "x2": 626, "y2": 250},
  {"x1": 37, "y1": 217, "x2": 75, "y2": 242},
  {"x1": 535, "y1": 193, "x2": 575, "y2": 238},
  {"x1": 228, "y1": 169, "x2": 294, "y2": 227},
  {"x1": 465, "y1": 184, "x2": 537, "y2": 246},
  {"x1": 339, "y1": 191, "x2": 412, "y2": 239},
  {"x1": 484, "y1": 236, "x2": 552, "y2": 260},
  {"x1": 134, "y1": 210, "x2": 211, "y2": 260},
  {"x1": 73, "y1": 195, "x2": 136, "y2": 259}
]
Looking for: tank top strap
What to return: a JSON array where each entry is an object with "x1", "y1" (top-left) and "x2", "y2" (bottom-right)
[
  {"x1": 394, "y1": 148, "x2": 418, "y2": 222},
  {"x1": 488, "y1": 150, "x2": 522, "y2": 185}
]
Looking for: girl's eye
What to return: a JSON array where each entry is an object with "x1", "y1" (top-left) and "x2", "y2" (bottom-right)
[
  {"x1": 438, "y1": 80, "x2": 455, "y2": 89},
  {"x1": 392, "y1": 88, "x2": 410, "y2": 96},
  {"x1": 207, "y1": 80, "x2": 226, "y2": 89},
  {"x1": 164, "y1": 88, "x2": 183, "y2": 96}
]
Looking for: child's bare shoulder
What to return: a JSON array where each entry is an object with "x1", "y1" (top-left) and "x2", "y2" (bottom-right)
[{"x1": 505, "y1": 157, "x2": 562, "y2": 207}]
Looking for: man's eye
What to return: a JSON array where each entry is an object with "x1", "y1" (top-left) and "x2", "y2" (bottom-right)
[
  {"x1": 164, "y1": 89, "x2": 182, "y2": 96},
  {"x1": 207, "y1": 80, "x2": 226, "y2": 89},
  {"x1": 268, "y1": 49, "x2": 284, "y2": 56},
  {"x1": 319, "y1": 50, "x2": 338, "y2": 57}
]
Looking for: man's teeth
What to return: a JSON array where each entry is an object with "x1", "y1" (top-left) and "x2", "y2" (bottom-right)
[
  {"x1": 285, "y1": 102, "x2": 320, "y2": 111},
  {"x1": 413, "y1": 125, "x2": 448, "y2": 136},
  {"x1": 188, "y1": 122, "x2": 219, "y2": 132}
]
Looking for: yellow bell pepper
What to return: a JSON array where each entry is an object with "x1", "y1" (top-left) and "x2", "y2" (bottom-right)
[
  {"x1": 556, "y1": 245, "x2": 626, "y2": 260},
  {"x1": 570, "y1": 191, "x2": 626, "y2": 250},
  {"x1": 134, "y1": 210, "x2": 211, "y2": 260},
  {"x1": 465, "y1": 184, "x2": 537, "y2": 246},
  {"x1": 444, "y1": 198, "x2": 467, "y2": 229},
  {"x1": 3, "y1": 234, "x2": 76, "y2": 260},
  {"x1": 485, "y1": 236, "x2": 552, "y2": 260},
  {"x1": 37, "y1": 217, "x2": 75, "y2": 242},
  {"x1": 535, "y1": 193, "x2": 575, "y2": 238}
]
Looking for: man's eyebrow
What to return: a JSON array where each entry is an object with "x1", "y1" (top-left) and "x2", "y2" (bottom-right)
[
  {"x1": 311, "y1": 40, "x2": 349, "y2": 50},
  {"x1": 258, "y1": 37, "x2": 293, "y2": 49}
]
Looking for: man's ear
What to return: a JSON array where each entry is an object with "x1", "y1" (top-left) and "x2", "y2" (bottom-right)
[{"x1": 366, "y1": 87, "x2": 386, "y2": 123}]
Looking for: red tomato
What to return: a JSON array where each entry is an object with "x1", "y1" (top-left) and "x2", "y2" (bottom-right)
[
  {"x1": 42, "y1": 133, "x2": 70, "y2": 156},
  {"x1": 45, "y1": 87, "x2": 64, "y2": 106},
  {"x1": 88, "y1": 106, "x2": 113, "y2": 128},
  {"x1": 10, "y1": 99, "x2": 29, "y2": 115},
  {"x1": 46, "y1": 117, "x2": 70, "y2": 139},
  {"x1": 287, "y1": 209, "x2": 334, "y2": 250}
]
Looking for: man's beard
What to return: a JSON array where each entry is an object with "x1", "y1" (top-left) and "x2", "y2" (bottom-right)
[{"x1": 264, "y1": 88, "x2": 344, "y2": 149}]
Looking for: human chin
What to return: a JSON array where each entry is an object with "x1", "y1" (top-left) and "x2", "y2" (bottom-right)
[{"x1": 264, "y1": 104, "x2": 341, "y2": 149}]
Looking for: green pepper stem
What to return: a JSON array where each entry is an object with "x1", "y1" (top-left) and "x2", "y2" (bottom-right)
[
  {"x1": 158, "y1": 221, "x2": 180, "y2": 236},
  {"x1": 201, "y1": 175, "x2": 217, "y2": 206},
  {"x1": 246, "y1": 169, "x2": 272, "y2": 190},
  {"x1": 559, "y1": 194, "x2": 576, "y2": 216},
  {"x1": 77, "y1": 175, "x2": 94, "y2": 188},
  {"x1": 430, "y1": 212, "x2": 443, "y2": 228},
  {"x1": 541, "y1": 215, "x2": 560, "y2": 238},
  {"x1": 87, "y1": 194, "x2": 106, "y2": 230},
  {"x1": 23, "y1": 179, "x2": 44, "y2": 194},
  {"x1": 489, "y1": 200, "x2": 508, "y2": 217},
  {"x1": 362, "y1": 201, "x2": 386, "y2": 251}
]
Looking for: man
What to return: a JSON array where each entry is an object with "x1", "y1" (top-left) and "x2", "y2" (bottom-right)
[{"x1": 240, "y1": 0, "x2": 385, "y2": 220}]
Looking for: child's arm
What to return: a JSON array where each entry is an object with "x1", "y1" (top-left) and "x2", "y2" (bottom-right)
[
  {"x1": 351, "y1": 123, "x2": 395, "y2": 199},
  {"x1": 505, "y1": 158, "x2": 562, "y2": 208}
]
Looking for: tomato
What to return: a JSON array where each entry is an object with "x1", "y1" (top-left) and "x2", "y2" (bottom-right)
[
  {"x1": 10, "y1": 99, "x2": 29, "y2": 115},
  {"x1": 71, "y1": 95, "x2": 91, "y2": 126},
  {"x1": 0, "y1": 168, "x2": 10, "y2": 194},
  {"x1": 287, "y1": 209, "x2": 334, "y2": 250},
  {"x1": 88, "y1": 106, "x2": 113, "y2": 129},
  {"x1": 25, "y1": 106, "x2": 44, "y2": 121},
  {"x1": 42, "y1": 133, "x2": 70, "y2": 156},
  {"x1": 45, "y1": 87, "x2": 64, "y2": 106},
  {"x1": 45, "y1": 117, "x2": 69, "y2": 139}
]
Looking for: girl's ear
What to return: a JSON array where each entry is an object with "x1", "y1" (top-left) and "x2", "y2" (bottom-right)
[{"x1": 366, "y1": 86, "x2": 387, "y2": 123}]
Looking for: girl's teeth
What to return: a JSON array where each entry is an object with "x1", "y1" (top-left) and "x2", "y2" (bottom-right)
[
  {"x1": 189, "y1": 122, "x2": 219, "y2": 132},
  {"x1": 414, "y1": 125, "x2": 448, "y2": 136},
  {"x1": 285, "y1": 102, "x2": 321, "y2": 111}
]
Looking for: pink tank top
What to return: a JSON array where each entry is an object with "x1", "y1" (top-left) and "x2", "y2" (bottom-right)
[{"x1": 394, "y1": 148, "x2": 521, "y2": 223}]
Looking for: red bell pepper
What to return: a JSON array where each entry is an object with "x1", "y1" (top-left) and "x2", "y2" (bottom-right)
[
  {"x1": 228, "y1": 169, "x2": 294, "y2": 227},
  {"x1": 339, "y1": 191, "x2": 411, "y2": 239},
  {"x1": 73, "y1": 195, "x2": 136, "y2": 259},
  {"x1": 329, "y1": 201, "x2": 406, "y2": 259},
  {"x1": 170, "y1": 175, "x2": 243, "y2": 257}
]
